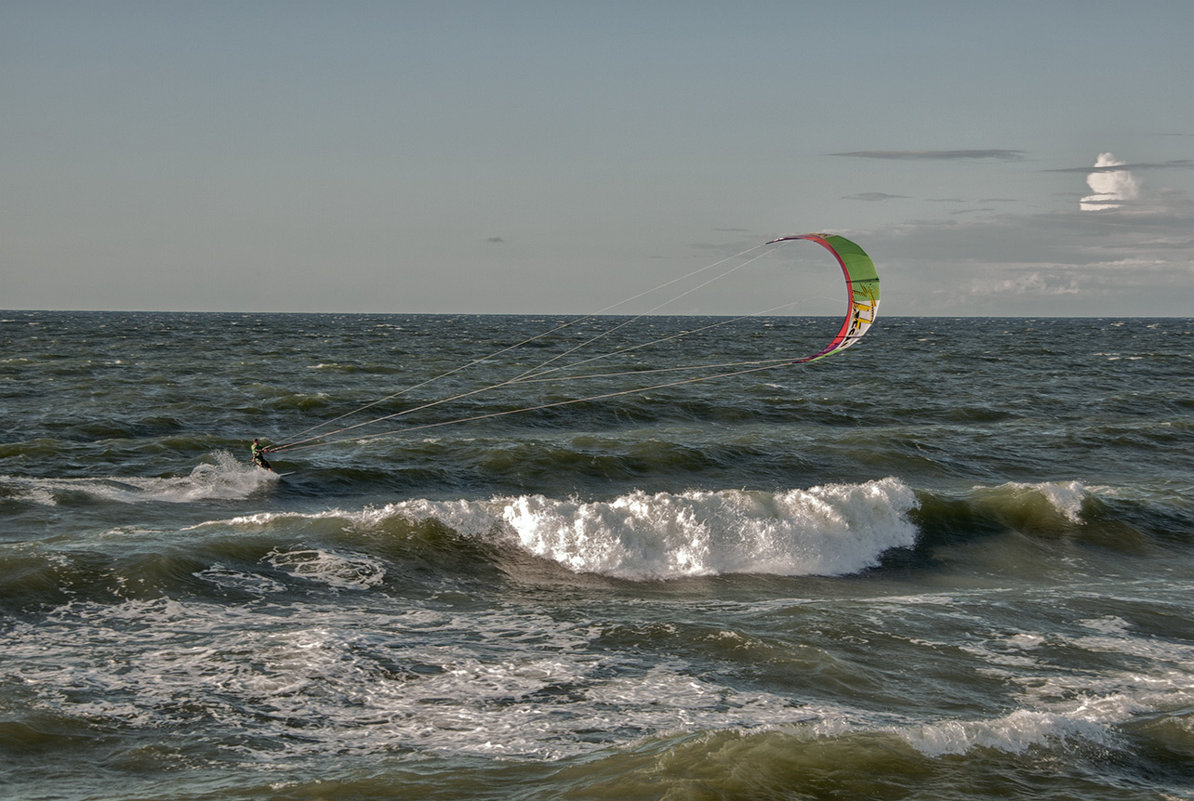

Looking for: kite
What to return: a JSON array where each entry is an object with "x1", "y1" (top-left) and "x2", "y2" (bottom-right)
[{"x1": 766, "y1": 233, "x2": 881, "y2": 362}]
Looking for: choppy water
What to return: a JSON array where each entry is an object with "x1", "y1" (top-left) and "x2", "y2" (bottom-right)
[{"x1": 2, "y1": 311, "x2": 1193, "y2": 800}]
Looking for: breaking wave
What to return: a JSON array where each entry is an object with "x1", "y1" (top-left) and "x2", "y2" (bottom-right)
[{"x1": 198, "y1": 477, "x2": 921, "y2": 581}]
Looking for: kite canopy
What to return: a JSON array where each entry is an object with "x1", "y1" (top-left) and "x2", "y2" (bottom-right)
[{"x1": 765, "y1": 233, "x2": 881, "y2": 363}]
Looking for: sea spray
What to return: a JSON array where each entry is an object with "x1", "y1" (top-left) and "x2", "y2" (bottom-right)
[{"x1": 1, "y1": 450, "x2": 275, "y2": 506}]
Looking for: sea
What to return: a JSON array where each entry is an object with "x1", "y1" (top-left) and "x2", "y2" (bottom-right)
[{"x1": 2, "y1": 311, "x2": 1192, "y2": 800}]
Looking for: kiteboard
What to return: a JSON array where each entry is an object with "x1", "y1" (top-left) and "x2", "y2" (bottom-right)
[{"x1": 251, "y1": 462, "x2": 293, "y2": 478}]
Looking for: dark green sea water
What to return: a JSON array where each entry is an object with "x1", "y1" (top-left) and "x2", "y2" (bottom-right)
[{"x1": 2, "y1": 311, "x2": 1193, "y2": 800}]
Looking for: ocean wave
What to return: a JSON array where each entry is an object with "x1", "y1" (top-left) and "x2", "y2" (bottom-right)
[
  {"x1": 8, "y1": 477, "x2": 1183, "y2": 614},
  {"x1": 193, "y1": 477, "x2": 921, "y2": 581},
  {"x1": 183, "y1": 477, "x2": 1189, "y2": 581},
  {"x1": 906, "y1": 479, "x2": 1194, "y2": 559},
  {"x1": 973, "y1": 480, "x2": 1092, "y2": 524},
  {"x1": 913, "y1": 480, "x2": 1103, "y2": 543}
]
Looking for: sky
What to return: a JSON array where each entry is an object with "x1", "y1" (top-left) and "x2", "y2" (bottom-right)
[{"x1": 3, "y1": 0, "x2": 1193, "y2": 316}]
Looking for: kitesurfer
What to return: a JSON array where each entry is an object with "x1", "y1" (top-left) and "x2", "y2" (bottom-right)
[{"x1": 251, "y1": 438, "x2": 274, "y2": 471}]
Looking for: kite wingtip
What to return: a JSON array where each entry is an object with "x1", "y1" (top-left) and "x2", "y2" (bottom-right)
[{"x1": 766, "y1": 232, "x2": 832, "y2": 245}]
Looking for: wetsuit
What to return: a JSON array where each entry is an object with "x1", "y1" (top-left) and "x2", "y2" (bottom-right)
[{"x1": 251, "y1": 441, "x2": 273, "y2": 471}]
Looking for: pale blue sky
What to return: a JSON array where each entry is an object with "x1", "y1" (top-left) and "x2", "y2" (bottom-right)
[{"x1": 4, "y1": 1, "x2": 1193, "y2": 315}]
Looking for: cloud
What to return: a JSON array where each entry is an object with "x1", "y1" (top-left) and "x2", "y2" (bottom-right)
[
  {"x1": 844, "y1": 192, "x2": 908, "y2": 202},
  {"x1": 831, "y1": 150, "x2": 1024, "y2": 161},
  {"x1": 967, "y1": 269, "x2": 1081, "y2": 298},
  {"x1": 858, "y1": 180, "x2": 1194, "y2": 315},
  {"x1": 1045, "y1": 159, "x2": 1194, "y2": 173},
  {"x1": 1080, "y1": 152, "x2": 1140, "y2": 211}
]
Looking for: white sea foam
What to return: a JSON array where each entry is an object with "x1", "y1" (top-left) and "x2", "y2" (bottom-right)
[
  {"x1": 1, "y1": 450, "x2": 276, "y2": 506},
  {"x1": 498, "y1": 479, "x2": 919, "y2": 579},
  {"x1": 902, "y1": 708, "x2": 1103, "y2": 757},
  {"x1": 899, "y1": 606, "x2": 1194, "y2": 758},
  {"x1": 9, "y1": 599, "x2": 819, "y2": 761},
  {"x1": 12, "y1": 578, "x2": 1194, "y2": 767},
  {"x1": 1030, "y1": 481, "x2": 1092, "y2": 522},
  {"x1": 194, "y1": 563, "x2": 288, "y2": 595},
  {"x1": 265, "y1": 547, "x2": 387, "y2": 590}
]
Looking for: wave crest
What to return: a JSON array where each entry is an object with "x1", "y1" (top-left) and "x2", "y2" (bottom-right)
[{"x1": 498, "y1": 478, "x2": 919, "y2": 579}]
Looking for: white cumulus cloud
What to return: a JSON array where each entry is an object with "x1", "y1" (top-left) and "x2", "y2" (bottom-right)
[{"x1": 1080, "y1": 152, "x2": 1140, "y2": 211}]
